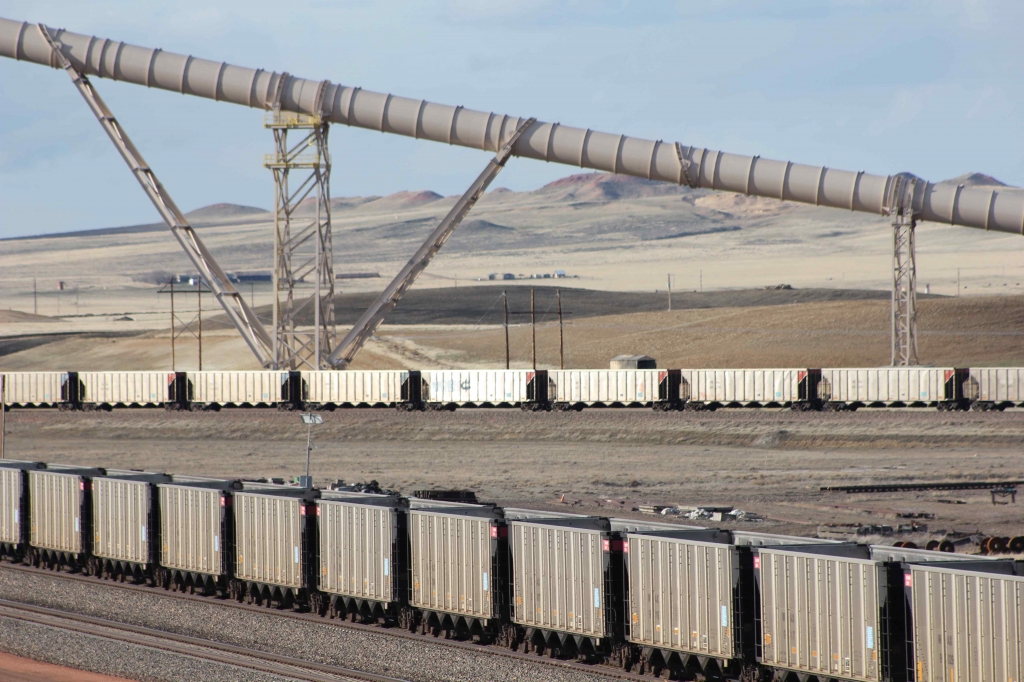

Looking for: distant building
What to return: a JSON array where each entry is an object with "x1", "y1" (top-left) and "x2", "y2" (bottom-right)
[
  {"x1": 336, "y1": 272, "x2": 381, "y2": 280},
  {"x1": 502, "y1": 273, "x2": 515, "y2": 280},
  {"x1": 231, "y1": 271, "x2": 273, "y2": 283},
  {"x1": 554, "y1": 270, "x2": 566, "y2": 278}
]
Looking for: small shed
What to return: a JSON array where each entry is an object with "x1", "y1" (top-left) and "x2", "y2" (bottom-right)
[{"x1": 610, "y1": 354, "x2": 656, "y2": 369}]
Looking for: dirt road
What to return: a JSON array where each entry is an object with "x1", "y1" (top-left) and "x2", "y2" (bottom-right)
[{"x1": 3, "y1": 407, "x2": 1022, "y2": 539}]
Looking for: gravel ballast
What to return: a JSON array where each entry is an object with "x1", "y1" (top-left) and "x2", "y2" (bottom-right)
[
  {"x1": 0, "y1": 614, "x2": 304, "y2": 682},
  {"x1": 0, "y1": 565, "x2": 628, "y2": 682}
]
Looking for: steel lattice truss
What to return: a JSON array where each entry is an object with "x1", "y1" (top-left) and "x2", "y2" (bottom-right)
[
  {"x1": 265, "y1": 113, "x2": 336, "y2": 369},
  {"x1": 22, "y1": 20, "x2": 1015, "y2": 369},
  {"x1": 891, "y1": 214, "x2": 919, "y2": 366}
]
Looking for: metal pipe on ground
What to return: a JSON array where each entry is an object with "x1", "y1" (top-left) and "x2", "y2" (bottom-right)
[{"x1": 2, "y1": 17, "x2": 1023, "y2": 236}]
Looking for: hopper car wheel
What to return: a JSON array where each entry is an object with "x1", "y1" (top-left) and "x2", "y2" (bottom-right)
[
  {"x1": 398, "y1": 608, "x2": 417, "y2": 632},
  {"x1": 498, "y1": 624, "x2": 521, "y2": 650},
  {"x1": 228, "y1": 580, "x2": 243, "y2": 602}
]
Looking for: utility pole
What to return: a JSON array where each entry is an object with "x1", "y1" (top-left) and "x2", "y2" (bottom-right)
[
  {"x1": 699, "y1": 270, "x2": 703, "y2": 293},
  {"x1": 197, "y1": 278, "x2": 203, "y2": 371},
  {"x1": 557, "y1": 289, "x2": 564, "y2": 369},
  {"x1": 530, "y1": 288, "x2": 536, "y2": 369},
  {"x1": 667, "y1": 274, "x2": 672, "y2": 311},
  {"x1": 503, "y1": 290, "x2": 510, "y2": 370},
  {"x1": 1, "y1": 375, "x2": 6, "y2": 460},
  {"x1": 305, "y1": 421, "x2": 313, "y2": 478},
  {"x1": 299, "y1": 413, "x2": 322, "y2": 488},
  {"x1": 169, "y1": 278, "x2": 175, "y2": 371}
]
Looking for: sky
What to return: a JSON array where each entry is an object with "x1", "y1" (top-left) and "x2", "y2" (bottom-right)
[{"x1": 1, "y1": 0, "x2": 1022, "y2": 239}]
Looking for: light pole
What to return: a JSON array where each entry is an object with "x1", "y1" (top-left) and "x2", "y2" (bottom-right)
[{"x1": 300, "y1": 412, "x2": 323, "y2": 488}]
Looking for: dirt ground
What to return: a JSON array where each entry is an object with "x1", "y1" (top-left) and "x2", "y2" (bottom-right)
[
  {"x1": 3, "y1": 407, "x2": 1022, "y2": 543},
  {"x1": 0, "y1": 652, "x2": 128, "y2": 681},
  {"x1": 393, "y1": 294, "x2": 1024, "y2": 369},
  {"x1": 3, "y1": 293, "x2": 1023, "y2": 371}
]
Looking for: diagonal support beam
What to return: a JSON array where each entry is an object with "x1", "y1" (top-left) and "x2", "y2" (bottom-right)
[
  {"x1": 327, "y1": 118, "x2": 536, "y2": 369},
  {"x1": 37, "y1": 24, "x2": 274, "y2": 367}
]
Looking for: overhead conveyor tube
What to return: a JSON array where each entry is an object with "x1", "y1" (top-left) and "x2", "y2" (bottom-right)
[{"x1": 2, "y1": 17, "x2": 1022, "y2": 236}]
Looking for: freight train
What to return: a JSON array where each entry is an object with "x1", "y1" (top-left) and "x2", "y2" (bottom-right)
[
  {"x1": 1, "y1": 459, "x2": 1021, "y2": 681},
  {"x1": 2, "y1": 367, "x2": 1023, "y2": 412}
]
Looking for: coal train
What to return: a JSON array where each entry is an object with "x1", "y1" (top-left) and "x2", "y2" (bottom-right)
[
  {"x1": 2, "y1": 367, "x2": 1022, "y2": 412},
  {"x1": 1, "y1": 458, "x2": 1022, "y2": 681}
]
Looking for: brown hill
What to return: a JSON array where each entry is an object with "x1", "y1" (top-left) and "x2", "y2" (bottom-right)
[
  {"x1": 0, "y1": 310, "x2": 60, "y2": 323},
  {"x1": 360, "y1": 190, "x2": 445, "y2": 212},
  {"x1": 183, "y1": 203, "x2": 268, "y2": 221},
  {"x1": 938, "y1": 173, "x2": 1008, "y2": 188},
  {"x1": 534, "y1": 173, "x2": 689, "y2": 203}
]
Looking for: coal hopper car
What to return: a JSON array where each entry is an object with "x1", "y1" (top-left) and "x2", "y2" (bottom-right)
[
  {"x1": 231, "y1": 482, "x2": 319, "y2": 607},
  {"x1": 0, "y1": 460, "x2": 45, "y2": 562},
  {"x1": 89, "y1": 468, "x2": 172, "y2": 581},
  {"x1": 156, "y1": 475, "x2": 241, "y2": 595},
  {"x1": 314, "y1": 489, "x2": 408, "y2": 623},
  {"x1": 407, "y1": 498, "x2": 508, "y2": 640}
]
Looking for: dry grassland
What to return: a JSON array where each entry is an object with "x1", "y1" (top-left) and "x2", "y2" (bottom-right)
[
  {"x1": 3, "y1": 295, "x2": 1022, "y2": 371},
  {"x1": 389, "y1": 295, "x2": 1024, "y2": 369}
]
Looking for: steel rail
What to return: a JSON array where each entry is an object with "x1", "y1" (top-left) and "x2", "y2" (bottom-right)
[
  {"x1": 0, "y1": 563, "x2": 649, "y2": 682},
  {"x1": 0, "y1": 597, "x2": 397, "y2": 682},
  {"x1": 2, "y1": 17, "x2": 1023, "y2": 236},
  {"x1": 821, "y1": 479, "x2": 1024, "y2": 493}
]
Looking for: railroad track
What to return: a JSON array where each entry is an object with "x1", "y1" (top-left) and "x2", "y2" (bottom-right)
[
  {"x1": 0, "y1": 563, "x2": 649, "y2": 682},
  {"x1": 0, "y1": 596, "x2": 401, "y2": 682}
]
